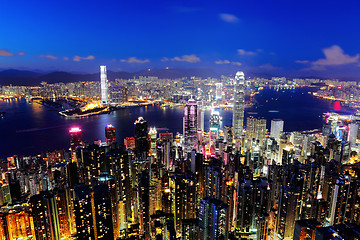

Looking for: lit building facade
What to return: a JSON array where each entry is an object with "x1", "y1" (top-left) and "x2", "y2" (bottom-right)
[
  {"x1": 100, "y1": 65, "x2": 108, "y2": 104},
  {"x1": 233, "y1": 71, "x2": 245, "y2": 140},
  {"x1": 69, "y1": 127, "x2": 82, "y2": 152},
  {"x1": 105, "y1": 124, "x2": 116, "y2": 144},
  {"x1": 183, "y1": 98, "x2": 198, "y2": 153},
  {"x1": 215, "y1": 83, "x2": 223, "y2": 100},
  {"x1": 270, "y1": 119, "x2": 284, "y2": 142},
  {"x1": 134, "y1": 117, "x2": 149, "y2": 158}
]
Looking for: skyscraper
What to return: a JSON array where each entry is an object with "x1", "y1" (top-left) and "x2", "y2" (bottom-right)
[
  {"x1": 69, "y1": 127, "x2": 82, "y2": 152},
  {"x1": 270, "y1": 119, "x2": 284, "y2": 142},
  {"x1": 209, "y1": 110, "x2": 221, "y2": 145},
  {"x1": 74, "y1": 184, "x2": 114, "y2": 239},
  {"x1": 100, "y1": 65, "x2": 108, "y2": 104},
  {"x1": 199, "y1": 197, "x2": 229, "y2": 240},
  {"x1": 135, "y1": 117, "x2": 149, "y2": 158},
  {"x1": 347, "y1": 123, "x2": 358, "y2": 145},
  {"x1": 105, "y1": 124, "x2": 116, "y2": 144},
  {"x1": 233, "y1": 71, "x2": 245, "y2": 140},
  {"x1": 183, "y1": 98, "x2": 198, "y2": 153},
  {"x1": 30, "y1": 191, "x2": 60, "y2": 240},
  {"x1": 149, "y1": 127, "x2": 157, "y2": 156},
  {"x1": 215, "y1": 83, "x2": 223, "y2": 100},
  {"x1": 246, "y1": 116, "x2": 267, "y2": 146}
]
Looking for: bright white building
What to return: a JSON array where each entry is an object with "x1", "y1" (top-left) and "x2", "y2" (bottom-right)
[
  {"x1": 100, "y1": 65, "x2": 108, "y2": 104},
  {"x1": 232, "y1": 71, "x2": 245, "y2": 140},
  {"x1": 270, "y1": 119, "x2": 284, "y2": 142}
]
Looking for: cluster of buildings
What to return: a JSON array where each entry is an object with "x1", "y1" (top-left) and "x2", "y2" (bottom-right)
[
  {"x1": 1, "y1": 68, "x2": 339, "y2": 107},
  {"x1": 314, "y1": 84, "x2": 360, "y2": 104},
  {"x1": 2, "y1": 71, "x2": 360, "y2": 239}
]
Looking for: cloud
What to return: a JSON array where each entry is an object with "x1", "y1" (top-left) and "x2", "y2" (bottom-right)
[
  {"x1": 39, "y1": 54, "x2": 57, "y2": 60},
  {"x1": 219, "y1": 13, "x2": 239, "y2": 23},
  {"x1": 295, "y1": 60, "x2": 309, "y2": 64},
  {"x1": 161, "y1": 57, "x2": 170, "y2": 62},
  {"x1": 0, "y1": 49, "x2": 26, "y2": 56},
  {"x1": 170, "y1": 54, "x2": 200, "y2": 63},
  {"x1": 258, "y1": 64, "x2": 281, "y2": 71},
  {"x1": 63, "y1": 57, "x2": 69, "y2": 61},
  {"x1": 312, "y1": 45, "x2": 359, "y2": 66},
  {"x1": 120, "y1": 57, "x2": 150, "y2": 63},
  {"x1": 302, "y1": 65, "x2": 326, "y2": 71},
  {"x1": 237, "y1": 49, "x2": 257, "y2": 56},
  {"x1": 215, "y1": 60, "x2": 242, "y2": 66},
  {"x1": 215, "y1": 60, "x2": 231, "y2": 64},
  {"x1": 232, "y1": 61, "x2": 242, "y2": 66},
  {"x1": 73, "y1": 55, "x2": 95, "y2": 62},
  {"x1": 0, "y1": 49, "x2": 15, "y2": 56},
  {"x1": 298, "y1": 45, "x2": 360, "y2": 72}
]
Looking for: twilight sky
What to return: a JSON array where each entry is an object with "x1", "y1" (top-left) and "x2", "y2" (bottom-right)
[{"x1": 1, "y1": 0, "x2": 360, "y2": 79}]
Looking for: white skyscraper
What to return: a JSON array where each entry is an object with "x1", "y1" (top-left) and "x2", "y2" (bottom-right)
[
  {"x1": 270, "y1": 119, "x2": 284, "y2": 142},
  {"x1": 198, "y1": 109, "x2": 205, "y2": 131},
  {"x1": 183, "y1": 98, "x2": 198, "y2": 153},
  {"x1": 348, "y1": 123, "x2": 358, "y2": 145},
  {"x1": 100, "y1": 65, "x2": 108, "y2": 104},
  {"x1": 232, "y1": 71, "x2": 245, "y2": 140},
  {"x1": 215, "y1": 83, "x2": 223, "y2": 100}
]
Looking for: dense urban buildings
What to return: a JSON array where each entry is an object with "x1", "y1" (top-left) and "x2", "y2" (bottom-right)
[{"x1": 2, "y1": 69, "x2": 360, "y2": 240}]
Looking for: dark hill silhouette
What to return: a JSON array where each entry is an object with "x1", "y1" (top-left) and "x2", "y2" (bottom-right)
[{"x1": 0, "y1": 68, "x2": 223, "y2": 86}]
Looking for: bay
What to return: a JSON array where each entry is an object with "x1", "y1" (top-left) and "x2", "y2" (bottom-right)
[{"x1": 0, "y1": 87, "x2": 335, "y2": 158}]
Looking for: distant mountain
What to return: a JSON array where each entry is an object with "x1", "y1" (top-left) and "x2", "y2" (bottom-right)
[
  {"x1": 134, "y1": 68, "x2": 221, "y2": 79},
  {"x1": 245, "y1": 72, "x2": 275, "y2": 79},
  {"x1": 0, "y1": 68, "x2": 354, "y2": 86},
  {"x1": 0, "y1": 68, "x2": 223, "y2": 86},
  {"x1": 0, "y1": 69, "x2": 43, "y2": 86},
  {"x1": 38, "y1": 71, "x2": 98, "y2": 83},
  {"x1": 0, "y1": 69, "x2": 42, "y2": 78}
]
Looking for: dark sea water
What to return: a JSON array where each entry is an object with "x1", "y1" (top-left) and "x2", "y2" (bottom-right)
[{"x1": 0, "y1": 87, "x2": 335, "y2": 158}]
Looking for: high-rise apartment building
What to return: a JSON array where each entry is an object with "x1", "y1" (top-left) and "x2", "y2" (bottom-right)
[
  {"x1": 199, "y1": 197, "x2": 229, "y2": 240},
  {"x1": 246, "y1": 116, "x2": 267, "y2": 146},
  {"x1": 30, "y1": 191, "x2": 60, "y2": 240}
]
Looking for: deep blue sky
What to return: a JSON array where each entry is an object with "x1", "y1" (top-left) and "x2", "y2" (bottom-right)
[{"x1": 1, "y1": 0, "x2": 360, "y2": 79}]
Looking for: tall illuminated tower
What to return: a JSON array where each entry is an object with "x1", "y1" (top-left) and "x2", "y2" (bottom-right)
[
  {"x1": 270, "y1": 119, "x2": 284, "y2": 142},
  {"x1": 232, "y1": 71, "x2": 245, "y2": 140},
  {"x1": 209, "y1": 110, "x2": 221, "y2": 145},
  {"x1": 100, "y1": 65, "x2": 108, "y2": 104},
  {"x1": 215, "y1": 83, "x2": 223, "y2": 100},
  {"x1": 348, "y1": 123, "x2": 358, "y2": 145},
  {"x1": 105, "y1": 124, "x2": 116, "y2": 144},
  {"x1": 183, "y1": 98, "x2": 198, "y2": 152},
  {"x1": 134, "y1": 117, "x2": 149, "y2": 158},
  {"x1": 69, "y1": 127, "x2": 82, "y2": 151}
]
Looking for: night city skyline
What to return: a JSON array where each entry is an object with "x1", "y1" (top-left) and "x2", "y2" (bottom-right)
[
  {"x1": 3, "y1": 1, "x2": 360, "y2": 240},
  {"x1": 1, "y1": 0, "x2": 360, "y2": 79}
]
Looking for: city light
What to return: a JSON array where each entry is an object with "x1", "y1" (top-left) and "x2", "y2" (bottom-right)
[
  {"x1": 2, "y1": 1, "x2": 360, "y2": 239},
  {"x1": 69, "y1": 127, "x2": 81, "y2": 133}
]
